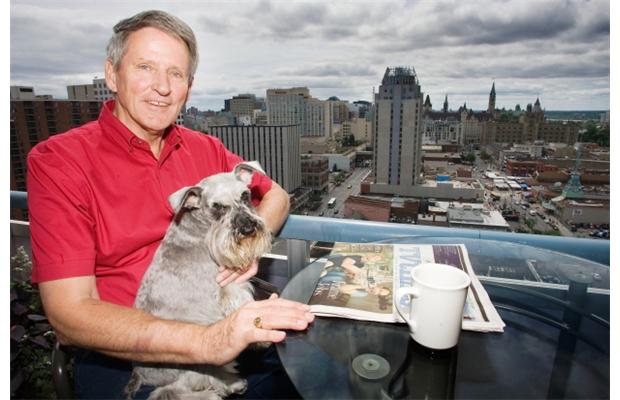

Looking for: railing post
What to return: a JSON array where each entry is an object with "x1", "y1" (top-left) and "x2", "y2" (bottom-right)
[
  {"x1": 547, "y1": 270, "x2": 594, "y2": 398},
  {"x1": 287, "y1": 239, "x2": 309, "y2": 279}
]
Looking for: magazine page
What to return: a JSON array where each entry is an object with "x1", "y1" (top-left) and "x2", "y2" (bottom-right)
[
  {"x1": 308, "y1": 243, "x2": 399, "y2": 323},
  {"x1": 393, "y1": 244, "x2": 505, "y2": 332}
]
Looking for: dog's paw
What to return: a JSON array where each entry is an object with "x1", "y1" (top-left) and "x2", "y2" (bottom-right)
[
  {"x1": 228, "y1": 378, "x2": 247, "y2": 395},
  {"x1": 147, "y1": 386, "x2": 181, "y2": 400}
]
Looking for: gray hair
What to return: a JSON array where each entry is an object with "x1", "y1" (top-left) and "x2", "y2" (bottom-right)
[{"x1": 106, "y1": 10, "x2": 198, "y2": 82}]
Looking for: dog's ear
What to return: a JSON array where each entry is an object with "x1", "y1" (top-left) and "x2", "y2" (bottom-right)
[
  {"x1": 169, "y1": 186, "x2": 203, "y2": 214},
  {"x1": 234, "y1": 161, "x2": 265, "y2": 185}
]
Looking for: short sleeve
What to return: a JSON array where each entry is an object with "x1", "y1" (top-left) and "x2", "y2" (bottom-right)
[
  {"x1": 27, "y1": 143, "x2": 97, "y2": 283},
  {"x1": 215, "y1": 140, "x2": 273, "y2": 205}
]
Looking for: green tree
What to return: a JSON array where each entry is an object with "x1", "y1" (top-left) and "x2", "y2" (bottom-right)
[
  {"x1": 463, "y1": 152, "x2": 476, "y2": 163},
  {"x1": 580, "y1": 121, "x2": 609, "y2": 147}
]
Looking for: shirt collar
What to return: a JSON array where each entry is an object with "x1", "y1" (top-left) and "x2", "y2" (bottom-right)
[{"x1": 99, "y1": 100, "x2": 183, "y2": 154}]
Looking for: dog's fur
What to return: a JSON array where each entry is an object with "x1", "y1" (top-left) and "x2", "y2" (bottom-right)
[{"x1": 124, "y1": 162, "x2": 272, "y2": 400}]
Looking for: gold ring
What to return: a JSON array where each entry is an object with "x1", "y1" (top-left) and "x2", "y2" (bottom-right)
[{"x1": 253, "y1": 316, "x2": 262, "y2": 329}]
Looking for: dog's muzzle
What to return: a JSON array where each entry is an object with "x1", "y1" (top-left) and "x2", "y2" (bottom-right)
[{"x1": 233, "y1": 213, "x2": 259, "y2": 236}]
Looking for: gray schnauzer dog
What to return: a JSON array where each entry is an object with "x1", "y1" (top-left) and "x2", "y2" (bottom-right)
[{"x1": 124, "y1": 162, "x2": 273, "y2": 400}]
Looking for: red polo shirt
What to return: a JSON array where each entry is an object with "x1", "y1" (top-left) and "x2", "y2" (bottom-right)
[{"x1": 27, "y1": 100, "x2": 272, "y2": 307}]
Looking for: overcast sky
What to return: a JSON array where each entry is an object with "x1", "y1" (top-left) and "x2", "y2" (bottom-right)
[{"x1": 10, "y1": 0, "x2": 610, "y2": 111}]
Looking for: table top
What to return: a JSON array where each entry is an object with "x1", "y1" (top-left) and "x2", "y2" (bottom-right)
[{"x1": 276, "y1": 238, "x2": 610, "y2": 399}]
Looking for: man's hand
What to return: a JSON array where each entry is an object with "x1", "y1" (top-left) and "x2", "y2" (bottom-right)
[
  {"x1": 216, "y1": 259, "x2": 259, "y2": 287},
  {"x1": 203, "y1": 293, "x2": 314, "y2": 365}
]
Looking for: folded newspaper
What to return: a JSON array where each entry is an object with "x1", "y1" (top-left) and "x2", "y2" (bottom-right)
[{"x1": 308, "y1": 242, "x2": 505, "y2": 332}]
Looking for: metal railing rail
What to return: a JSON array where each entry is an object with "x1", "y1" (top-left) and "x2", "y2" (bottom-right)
[{"x1": 11, "y1": 190, "x2": 610, "y2": 271}]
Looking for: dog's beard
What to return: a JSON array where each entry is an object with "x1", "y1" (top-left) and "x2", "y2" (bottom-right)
[{"x1": 208, "y1": 224, "x2": 272, "y2": 271}]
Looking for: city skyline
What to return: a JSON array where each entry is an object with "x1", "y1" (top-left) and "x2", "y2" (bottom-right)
[{"x1": 10, "y1": 0, "x2": 610, "y2": 111}]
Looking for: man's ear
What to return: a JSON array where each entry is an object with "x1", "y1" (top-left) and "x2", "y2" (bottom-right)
[
  {"x1": 234, "y1": 161, "x2": 265, "y2": 185},
  {"x1": 169, "y1": 186, "x2": 203, "y2": 214},
  {"x1": 104, "y1": 58, "x2": 118, "y2": 93}
]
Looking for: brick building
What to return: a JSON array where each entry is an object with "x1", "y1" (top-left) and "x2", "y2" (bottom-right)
[{"x1": 11, "y1": 99, "x2": 102, "y2": 193}]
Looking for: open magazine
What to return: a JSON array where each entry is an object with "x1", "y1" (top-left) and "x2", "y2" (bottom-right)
[{"x1": 308, "y1": 242, "x2": 505, "y2": 332}]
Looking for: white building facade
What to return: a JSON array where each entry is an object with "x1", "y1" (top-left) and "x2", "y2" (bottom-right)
[
  {"x1": 266, "y1": 87, "x2": 330, "y2": 137},
  {"x1": 208, "y1": 125, "x2": 301, "y2": 193}
]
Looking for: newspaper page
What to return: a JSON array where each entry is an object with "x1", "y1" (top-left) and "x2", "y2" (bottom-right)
[
  {"x1": 393, "y1": 244, "x2": 505, "y2": 332},
  {"x1": 308, "y1": 242, "x2": 505, "y2": 332}
]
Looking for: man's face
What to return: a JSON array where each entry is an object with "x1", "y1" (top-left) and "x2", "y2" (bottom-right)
[{"x1": 105, "y1": 27, "x2": 192, "y2": 139}]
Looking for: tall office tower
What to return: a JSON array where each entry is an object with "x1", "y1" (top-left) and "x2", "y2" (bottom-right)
[
  {"x1": 373, "y1": 66, "x2": 424, "y2": 188},
  {"x1": 93, "y1": 78, "x2": 114, "y2": 101},
  {"x1": 229, "y1": 93, "x2": 258, "y2": 122},
  {"x1": 67, "y1": 84, "x2": 96, "y2": 100},
  {"x1": 208, "y1": 125, "x2": 301, "y2": 193},
  {"x1": 487, "y1": 81, "x2": 496, "y2": 113},
  {"x1": 266, "y1": 87, "x2": 329, "y2": 137},
  {"x1": 327, "y1": 97, "x2": 350, "y2": 124}
]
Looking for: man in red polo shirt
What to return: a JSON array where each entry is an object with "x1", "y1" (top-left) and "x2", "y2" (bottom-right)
[{"x1": 27, "y1": 10, "x2": 313, "y2": 399}]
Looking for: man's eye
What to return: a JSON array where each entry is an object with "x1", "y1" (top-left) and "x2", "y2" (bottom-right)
[{"x1": 138, "y1": 64, "x2": 152, "y2": 71}]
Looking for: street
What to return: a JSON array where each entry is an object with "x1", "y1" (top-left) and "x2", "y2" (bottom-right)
[{"x1": 309, "y1": 167, "x2": 371, "y2": 218}]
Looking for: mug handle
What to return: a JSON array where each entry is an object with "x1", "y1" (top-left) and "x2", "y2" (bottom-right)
[{"x1": 395, "y1": 287, "x2": 419, "y2": 333}]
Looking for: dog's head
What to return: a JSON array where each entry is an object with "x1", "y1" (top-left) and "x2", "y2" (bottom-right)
[{"x1": 168, "y1": 162, "x2": 272, "y2": 271}]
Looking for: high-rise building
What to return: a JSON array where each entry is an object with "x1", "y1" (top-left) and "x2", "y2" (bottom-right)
[
  {"x1": 208, "y1": 125, "x2": 301, "y2": 193},
  {"x1": 372, "y1": 66, "x2": 424, "y2": 189},
  {"x1": 266, "y1": 87, "x2": 330, "y2": 137},
  {"x1": 229, "y1": 93, "x2": 259, "y2": 122}
]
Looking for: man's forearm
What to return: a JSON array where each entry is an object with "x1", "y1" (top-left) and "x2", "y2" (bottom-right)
[
  {"x1": 50, "y1": 297, "x2": 209, "y2": 364},
  {"x1": 256, "y1": 182, "x2": 290, "y2": 235}
]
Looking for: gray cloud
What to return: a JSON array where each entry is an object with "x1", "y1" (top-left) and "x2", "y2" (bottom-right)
[
  {"x1": 278, "y1": 64, "x2": 377, "y2": 78},
  {"x1": 9, "y1": 0, "x2": 610, "y2": 111}
]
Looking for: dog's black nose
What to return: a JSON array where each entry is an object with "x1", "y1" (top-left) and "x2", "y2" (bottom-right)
[{"x1": 234, "y1": 213, "x2": 258, "y2": 236}]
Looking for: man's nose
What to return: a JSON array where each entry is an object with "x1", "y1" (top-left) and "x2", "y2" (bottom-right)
[{"x1": 152, "y1": 71, "x2": 171, "y2": 95}]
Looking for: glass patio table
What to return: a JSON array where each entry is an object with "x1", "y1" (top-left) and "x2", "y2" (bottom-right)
[{"x1": 275, "y1": 237, "x2": 610, "y2": 399}]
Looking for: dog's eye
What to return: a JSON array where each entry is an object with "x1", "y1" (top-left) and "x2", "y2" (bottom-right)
[
  {"x1": 241, "y1": 191, "x2": 251, "y2": 204},
  {"x1": 210, "y1": 202, "x2": 229, "y2": 220}
]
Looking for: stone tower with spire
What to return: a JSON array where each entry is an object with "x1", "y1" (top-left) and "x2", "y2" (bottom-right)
[
  {"x1": 423, "y1": 94, "x2": 432, "y2": 112},
  {"x1": 443, "y1": 95, "x2": 449, "y2": 112},
  {"x1": 533, "y1": 97, "x2": 542, "y2": 113},
  {"x1": 487, "y1": 81, "x2": 496, "y2": 113}
]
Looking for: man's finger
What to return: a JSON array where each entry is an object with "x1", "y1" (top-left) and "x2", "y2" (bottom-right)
[
  {"x1": 216, "y1": 269, "x2": 232, "y2": 282},
  {"x1": 233, "y1": 266, "x2": 258, "y2": 283},
  {"x1": 218, "y1": 271, "x2": 240, "y2": 287},
  {"x1": 252, "y1": 329, "x2": 287, "y2": 343}
]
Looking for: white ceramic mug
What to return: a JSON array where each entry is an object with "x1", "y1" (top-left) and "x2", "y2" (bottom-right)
[{"x1": 395, "y1": 263, "x2": 471, "y2": 350}]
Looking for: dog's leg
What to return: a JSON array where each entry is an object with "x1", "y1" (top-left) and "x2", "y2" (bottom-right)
[
  {"x1": 124, "y1": 370, "x2": 143, "y2": 400},
  {"x1": 146, "y1": 370, "x2": 246, "y2": 400}
]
